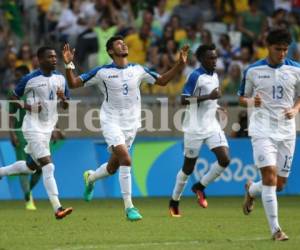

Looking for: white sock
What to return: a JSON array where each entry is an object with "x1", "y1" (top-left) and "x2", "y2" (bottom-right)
[
  {"x1": 172, "y1": 170, "x2": 189, "y2": 201},
  {"x1": 0, "y1": 161, "x2": 35, "y2": 176},
  {"x1": 88, "y1": 163, "x2": 109, "y2": 183},
  {"x1": 42, "y1": 163, "x2": 61, "y2": 211},
  {"x1": 262, "y1": 185, "x2": 280, "y2": 234},
  {"x1": 249, "y1": 180, "x2": 262, "y2": 197},
  {"x1": 119, "y1": 166, "x2": 133, "y2": 209},
  {"x1": 200, "y1": 164, "x2": 225, "y2": 187}
]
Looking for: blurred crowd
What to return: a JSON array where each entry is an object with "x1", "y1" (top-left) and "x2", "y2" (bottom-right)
[{"x1": 1, "y1": 0, "x2": 300, "y2": 105}]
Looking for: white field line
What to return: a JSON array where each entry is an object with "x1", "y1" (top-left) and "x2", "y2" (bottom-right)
[{"x1": 53, "y1": 237, "x2": 273, "y2": 250}]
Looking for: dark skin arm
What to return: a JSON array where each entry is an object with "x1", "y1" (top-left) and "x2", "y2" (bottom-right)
[
  {"x1": 10, "y1": 94, "x2": 42, "y2": 113},
  {"x1": 181, "y1": 87, "x2": 221, "y2": 105},
  {"x1": 239, "y1": 93, "x2": 262, "y2": 107}
]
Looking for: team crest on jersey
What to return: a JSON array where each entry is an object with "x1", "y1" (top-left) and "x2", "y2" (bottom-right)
[{"x1": 281, "y1": 73, "x2": 289, "y2": 80}]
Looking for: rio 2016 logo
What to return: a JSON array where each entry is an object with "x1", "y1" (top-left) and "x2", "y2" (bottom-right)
[{"x1": 194, "y1": 158, "x2": 260, "y2": 182}]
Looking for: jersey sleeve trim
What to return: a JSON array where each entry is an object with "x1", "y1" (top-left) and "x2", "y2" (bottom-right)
[
  {"x1": 182, "y1": 70, "x2": 201, "y2": 96},
  {"x1": 143, "y1": 66, "x2": 159, "y2": 80},
  {"x1": 79, "y1": 66, "x2": 103, "y2": 84}
]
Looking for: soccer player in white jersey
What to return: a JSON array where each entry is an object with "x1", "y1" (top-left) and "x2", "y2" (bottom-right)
[
  {"x1": 238, "y1": 29, "x2": 300, "y2": 241},
  {"x1": 62, "y1": 36, "x2": 189, "y2": 221},
  {"x1": 169, "y1": 44, "x2": 231, "y2": 217},
  {"x1": 0, "y1": 47, "x2": 73, "y2": 219}
]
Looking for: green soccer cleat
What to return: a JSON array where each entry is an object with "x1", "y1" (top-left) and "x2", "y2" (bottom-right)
[
  {"x1": 25, "y1": 193, "x2": 37, "y2": 211},
  {"x1": 126, "y1": 207, "x2": 143, "y2": 221},
  {"x1": 83, "y1": 171, "x2": 95, "y2": 202}
]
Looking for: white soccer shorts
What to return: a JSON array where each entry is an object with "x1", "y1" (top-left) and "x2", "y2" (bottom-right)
[
  {"x1": 184, "y1": 131, "x2": 228, "y2": 158},
  {"x1": 251, "y1": 137, "x2": 295, "y2": 177},
  {"x1": 23, "y1": 132, "x2": 52, "y2": 164},
  {"x1": 102, "y1": 124, "x2": 137, "y2": 152}
]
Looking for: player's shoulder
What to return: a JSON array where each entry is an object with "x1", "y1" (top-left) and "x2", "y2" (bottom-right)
[
  {"x1": 188, "y1": 67, "x2": 207, "y2": 80},
  {"x1": 52, "y1": 70, "x2": 66, "y2": 79},
  {"x1": 283, "y1": 59, "x2": 300, "y2": 69},
  {"x1": 20, "y1": 69, "x2": 43, "y2": 84},
  {"x1": 244, "y1": 59, "x2": 268, "y2": 75}
]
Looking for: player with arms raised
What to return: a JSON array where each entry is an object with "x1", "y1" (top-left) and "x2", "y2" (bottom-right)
[{"x1": 62, "y1": 36, "x2": 189, "y2": 221}]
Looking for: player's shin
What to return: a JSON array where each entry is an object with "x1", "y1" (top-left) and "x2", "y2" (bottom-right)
[
  {"x1": 200, "y1": 164, "x2": 225, "y2": 187},
  {"x1": 262, "y1": 185, "x2": 281, "y2": 234},
  {"x1": 42, "y1": 163, "x2": 61, "y2": 211},
  {"x1": 172, "y1": 170, "x2": 189, "y2": 201},
  {"x1": 0, "y1": 161, "x2": 35, "y2": 176},
  {"x1": 88, "y1": 162, "x2": 110, "y2": 182},
  {"x1": 119, "y1": 166, "x2": 133, "y2": 209},
  {"x1": 249, "y1": 180, "x2": 262, "y2": 197}
]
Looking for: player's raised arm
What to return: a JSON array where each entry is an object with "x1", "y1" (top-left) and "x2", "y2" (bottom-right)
[
  {"x1": 62, "y1": 44, "x2": 84, "y2": 89},
  {"x1": 155, "y1": 45, "x2": 189, "y2": 86}
]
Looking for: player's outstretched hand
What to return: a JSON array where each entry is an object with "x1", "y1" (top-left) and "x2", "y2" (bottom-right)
[
  {"x1": 63, "y1": 44, "x2": 75, "y2": 64},
  {"x1": 209, "y1": 87, "x2": 221, "y2": 100},
  {"x1": 284, "y1": 107, "x2": 298, "y2": 119},
  {"x1": 178, "y1": 44, "x2": 190, "y2": 65}
]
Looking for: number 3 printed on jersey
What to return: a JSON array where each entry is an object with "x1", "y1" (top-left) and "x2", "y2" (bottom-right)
[
  {"x1": 272, "y1": 85, "x2": 283, "y2": 99},
  {"x1": 122, "y1": 83, "x2": 129, "y2": 95}
]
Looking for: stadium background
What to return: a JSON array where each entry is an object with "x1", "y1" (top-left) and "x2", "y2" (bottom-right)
[{"x1": 1, "y1": 0, "x2": 300, "y2": 200}]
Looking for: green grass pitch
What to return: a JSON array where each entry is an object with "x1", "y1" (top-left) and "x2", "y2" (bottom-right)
[{"x1": 0, "y1": 197, "x2": 299, "y2": 250}]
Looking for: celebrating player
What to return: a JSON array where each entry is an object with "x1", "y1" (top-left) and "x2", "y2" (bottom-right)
[{"x1": 62, "y1": 35, "x2": 189, "y2": 221}]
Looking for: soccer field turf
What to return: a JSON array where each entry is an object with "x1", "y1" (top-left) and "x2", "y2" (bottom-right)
[{"x1": 0, "y1": 197, "x2": 299, "y2": 250}]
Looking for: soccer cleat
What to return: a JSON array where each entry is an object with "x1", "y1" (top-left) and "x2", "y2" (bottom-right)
[
  {"x1": 192, "y1": 184, "x2": 208, "y2": 208},
  {"x1": 169, "y1": 199, "x2": 181, "y2": 218},
  {"x1": 243, "y1": 181, "x2": 255, "y2": 215},
  {"x1": 25, "y1": 193, "x2": 37, "y2": 211},
  {"x1": 55, "y1": 207, "x2": 73, "y2": 220},
  {"x1": 83, "y1": 170, "x2": 95, "y2": 202},
  {"x1": 126, "y1": 207, "x2": 142, "y2": 221},
  {"x1": 272, "y1": 230, "x2": 289, "y2": 241}
]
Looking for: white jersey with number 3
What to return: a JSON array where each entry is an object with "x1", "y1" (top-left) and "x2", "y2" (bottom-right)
[
  {"x1": 80, "y1": 63, "x2": 159, "y2": 130},
  {"x1": 238, "y1": 59, "x2": 300, "y2": 140}
]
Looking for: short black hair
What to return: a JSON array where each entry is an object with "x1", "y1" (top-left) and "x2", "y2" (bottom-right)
[
  {"x1": 106, "y1": 35, "x2": 124, "y2": 53},
  {"x1": 37, "y1": 46, "x2": 55, "y2": 59},
  {"x1": 15, "y1": 65, "x2": 30, "y2": 75},
  {"x1": 196, "y1": 44, "x2": 216, "y2": 62},
  {"x1": 266, "y1": 28, "x2": 292, "y2": 45}
]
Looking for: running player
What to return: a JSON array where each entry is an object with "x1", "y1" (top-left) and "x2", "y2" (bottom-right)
[
  {"x1": 169, "y1": 44, "x2": 230, "y2": 217},
  {"x1": 238, "y1": 28, "x2": 300, "y2": 241}
]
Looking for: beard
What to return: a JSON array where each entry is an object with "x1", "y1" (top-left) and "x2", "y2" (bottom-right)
[{"x1": 120, "y1": 52, "x2": 128, "y2": 57}]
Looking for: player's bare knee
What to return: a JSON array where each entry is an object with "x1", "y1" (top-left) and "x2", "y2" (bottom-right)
[
  {"x1": 182, "y1": 165, "x2": 194, "y2": 175},
  {"x1": 218, "y1": 157, "x2": 230, "y2": 168},
  {"x1": 119, "y1": 156, "x2": 131, "y2": 166},
  {"x1": 182, "y1": 157, "x2": 197, "y2": 175},
  {"x1": 107, "y1": 165, "x2": 118, "y2": 175}
]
